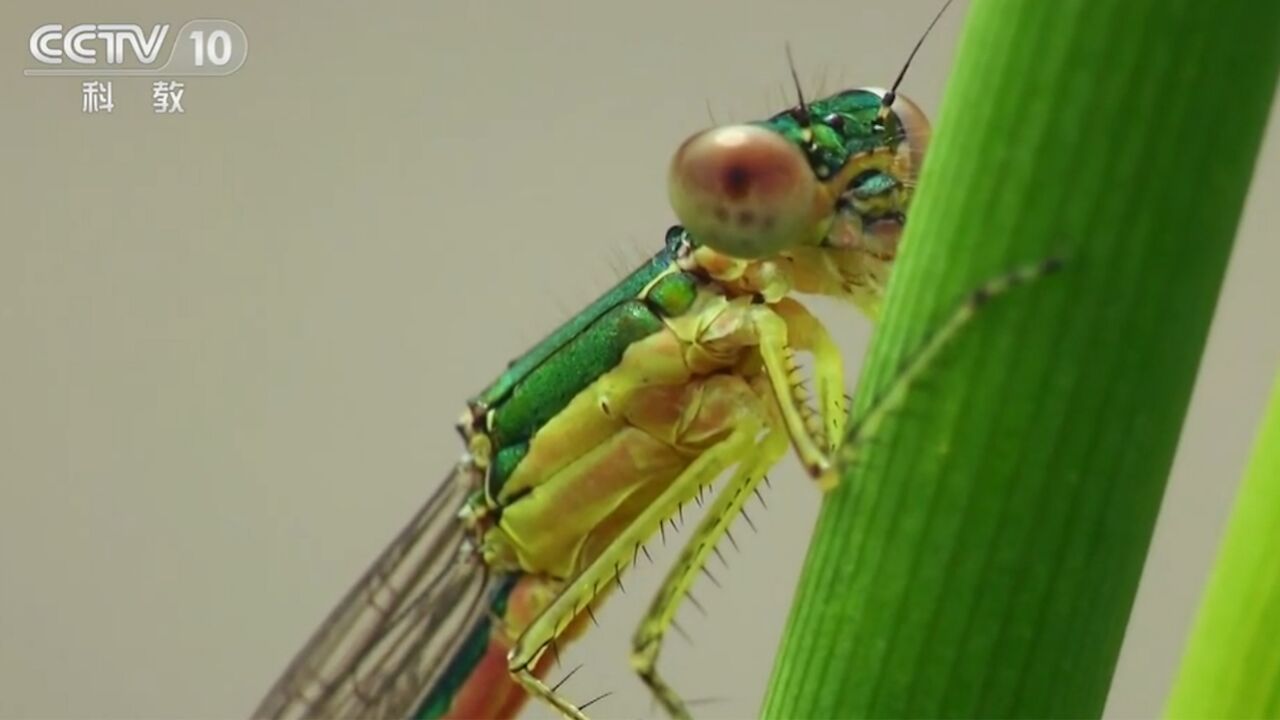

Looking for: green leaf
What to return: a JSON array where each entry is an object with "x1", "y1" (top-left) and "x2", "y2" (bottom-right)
[
  {"x1": 763, "y1": 0, "x2": 1280, "y2": 717},
  {"x1": 1166, "y1": 369, "x2": 1280, "y2": 719}
]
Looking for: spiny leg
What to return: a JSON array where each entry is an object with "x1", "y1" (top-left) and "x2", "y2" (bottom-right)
[
  {"x1": 770, "y1": 297, "x2": 850, "y2": 456},
  {"x1": 506, "y1": 417, "x2": 765, "y2": 720},
  {"x1": 834, "y1": 259, "x2": 1064, "y2": 483},
  {"x1": 631, "y1": 425, "x2": 790, "y2": 720},
  {"x1": 752, "y1": 305, "x2": 840, "y2": 479}
]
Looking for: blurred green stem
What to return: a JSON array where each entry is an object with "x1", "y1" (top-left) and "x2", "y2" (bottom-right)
[
  {"x1": 1166, "y1": 369, "x2": 1280, "y2": 719},
  {"x1": 763, "y1": 0, "x2": 1280, "y2": 717}
]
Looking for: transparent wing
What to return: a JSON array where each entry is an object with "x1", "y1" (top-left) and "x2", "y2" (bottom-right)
[{"x1": 253, "y1": 460, "x2": 494, "y2": 720}]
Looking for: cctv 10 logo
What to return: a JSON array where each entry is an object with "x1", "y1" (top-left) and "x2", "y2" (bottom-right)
[{"x1": 26, "y1": 20, "x2": 248, "y2": 77}]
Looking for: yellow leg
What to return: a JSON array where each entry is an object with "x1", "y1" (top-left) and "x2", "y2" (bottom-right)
[
  {"x1": 751, "y1": 301, "x2": 850, "y2": 481},
  {"x1": 507, "y1": 415, "x2": 765, "y2": 719},
  {"x1": 771, "y1": 297, "x2": 849, "y2": 455},
  {"x1": 630, "y1": 424, "x2": 790, "y2": 719},
  {"x1": 510, "y1": 664, "x2": 591, "y2": 720}
]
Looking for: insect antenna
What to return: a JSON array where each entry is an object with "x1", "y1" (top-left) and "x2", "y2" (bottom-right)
[
  {"x1": 879, "y1": 0, "x2": 956, "y2": 121},
  {"x1": 784, "y1": 42, "x2": 811, "y2": 126}
]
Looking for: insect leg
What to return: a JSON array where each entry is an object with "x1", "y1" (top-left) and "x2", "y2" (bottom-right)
[
  {"x1": 751, "y1": 303, "x2": 843, "y2": 479},
  {"x1": 630, "y1": 423, "x2": 790, "y2": 720},
  {"x1": 772, "y1": 297, "x2": 850, "y2": 456},
  {"x1": 836, "y1": 259, "x2": 1065, "y2": 482},
  {"x1": 506, "y1": 414, "x2": 767, "y2": 719}
]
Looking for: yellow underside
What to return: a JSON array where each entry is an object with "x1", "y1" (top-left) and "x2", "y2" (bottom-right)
[{"x1": 482, "y1": 289, "x2": 770, "y2": 580}]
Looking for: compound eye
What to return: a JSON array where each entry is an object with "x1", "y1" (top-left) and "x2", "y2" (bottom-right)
[
  {"x1": 668, "y1": 125, "x2": 823, "y2": 259},
  {"x1": 887, "y1": 94, "x2": 931, "y2": 183}
]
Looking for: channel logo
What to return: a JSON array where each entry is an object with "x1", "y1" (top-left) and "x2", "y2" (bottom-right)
[{"x1": 25, "y1": 19, "x2": 247, "y2": 76}]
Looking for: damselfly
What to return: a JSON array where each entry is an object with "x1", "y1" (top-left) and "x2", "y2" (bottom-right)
[{"x1": 252, "y1": 17, "x2": 945, "y2": 720}]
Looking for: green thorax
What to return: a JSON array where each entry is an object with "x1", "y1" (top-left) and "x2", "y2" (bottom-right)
[
  {"x1": 470, "y1": 227, "x2": 700, "y2": 495},
  {"x1": 755, "y1": 88, "x2": 892, "y2": 181}
]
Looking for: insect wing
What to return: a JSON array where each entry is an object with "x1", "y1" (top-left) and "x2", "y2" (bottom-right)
[{"x1": 253, "y1": 461, "x2": 492, "y2": 719}]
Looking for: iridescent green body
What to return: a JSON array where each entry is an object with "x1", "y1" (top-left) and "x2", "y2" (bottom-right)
[
  {"x1": 473, "y1": 229, "x2": 687, "y2": 452},
  {"x1": 474, "y1": 228, "x2": 691, "y2": 497}
]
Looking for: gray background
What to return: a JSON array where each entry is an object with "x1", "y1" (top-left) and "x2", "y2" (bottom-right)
[{"x1": 1, "y1": 1, "x2": 1276, "y2": 718}]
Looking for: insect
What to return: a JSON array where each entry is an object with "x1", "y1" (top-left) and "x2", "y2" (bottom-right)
[{"x1": 253, "y1": 14, "x2": 949, "y2": 720}]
